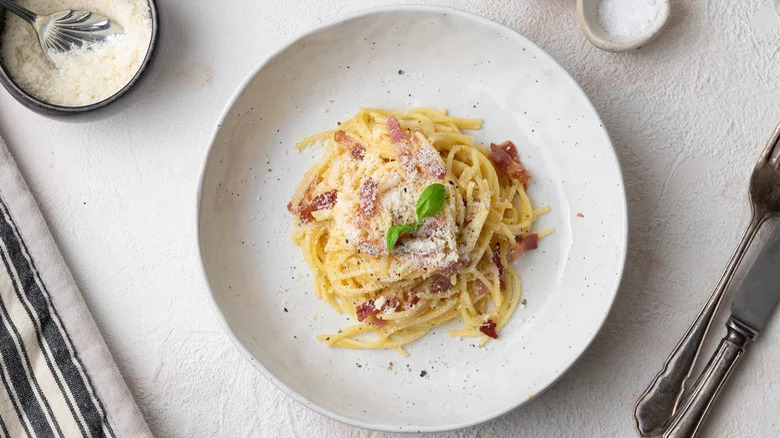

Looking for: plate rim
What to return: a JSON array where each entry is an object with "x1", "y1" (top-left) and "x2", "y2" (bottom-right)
[{"x1": 195, "y1": 4, "x2": 629, "y2": 433}]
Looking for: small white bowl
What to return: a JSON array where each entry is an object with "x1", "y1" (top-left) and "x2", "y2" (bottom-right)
[{"x1": 577, "y1": 0, "x2": 670, "y2": 52}]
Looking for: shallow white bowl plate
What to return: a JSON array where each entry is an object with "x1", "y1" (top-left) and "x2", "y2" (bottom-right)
[{"x1": 198, "y1": 6, "x2": 627, "y2": 433}]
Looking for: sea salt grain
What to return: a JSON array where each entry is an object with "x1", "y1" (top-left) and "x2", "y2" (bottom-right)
[{"x1": 598, "y1": 0, "x2": 665, "y2": 40}]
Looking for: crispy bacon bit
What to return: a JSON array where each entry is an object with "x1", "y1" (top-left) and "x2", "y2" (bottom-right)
[
  {"x1": 333, "y1": 130, "x2": 351, "y2": 146},
  {"x1": 334, "y1": 130, "x2": 366, "y2": 160},
  {"x1": 387, "y1": 116, "x2": 405, "y2": 143},
  {"x1": 492, "y1": 242, "x2": 505, "y2": 291},
  {"x1": 430, "y1": 275, "x2": 452, "y2": 293},
  {"x1": 414, "y1": 147, "x2": 447, "y2": 179},
  {"x1": 395, "y1": 146, "x2": 417, "y2": 176},
  {"x1": 440, "y1": 258, "x2": 471, "y2": 277},
  {"x1": 386, "y1": 297, "x2": 400, "y2": 312},
  {"x1": 387, "y1": 119, "x2": 446, "y2": 178},
  {"x1": 472, "y1": 280, "x2": 489, "y2": 296},
  {"x1": 388, "y1": 136, "x2": 417, "y2": 177},
  {"x1": 405, "y1": 294, "x2": 420, "y2": 309},
  {"x1": 298, "y1": 189, "x2": 337, "y2": 223},
  {"x1": 372, "y1": 317, "x2": 387, "y2": 328},
  {"x1": 357, "y1": 178, "x2": 378, "y2": 219},
  {"x1": 489, "y1": 142, "x2": 531, "y2": 188},
  {"x1": 479, "y1": 319, "x2": 498, "y2": 339},
  {"x1": 298, "y1": 210, "x2": 315, "y2": 224},
  {"x1": 523, "y1": 233, "x2": 539, "y2": 249},
  {"x1": 491, "y1": 243, "x2": 503, "y2": 276},
  {"x1": 289, "y1": 176, "x2": 322, "y2": 222},
  {"x1": 288, "y1": 178, "x2": 318, "y2": 215},
  {"x1": 333, "y1": 129, "x2": 366, "y2": 161},
  {"x1": 492, "y1": 140, "x2": 519, "y2": 160},
  {"x1": 310, "y1": 190, "x2": 337, "y2": 211},
  {"x1": 356, "y1": 300, "x2": 380, "y2": 322},
  {"x1": 387, "y1": 117, "x2": 416, "y2": 176},
  {"x1": 350, "y1": 144, "x2": 365, "y2": 160},
  {"x1": 411, "y1": 133, "x2": 447, "y2": 179},
  {"x1": 508, "y1": 233, "x2": 539, "y2": 262}
]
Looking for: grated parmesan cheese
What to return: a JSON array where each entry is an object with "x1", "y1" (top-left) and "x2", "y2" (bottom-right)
[
  {"x1": 373, "y1": 296, "x2": 387, "y2": 310},
  {"x1": 0, "y1": 0, "x2": 152, "y2": 106},
  {"x1": 324, "y1": 126, "x2": 463, "y2": 284}
]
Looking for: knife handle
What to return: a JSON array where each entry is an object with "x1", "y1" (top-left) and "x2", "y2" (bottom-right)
[
  {"x1": 634, "y1": 213, "x2": 765, "y2": 436},
  {"x1": 662, "y1": 319, "x2": 755, "y2": 438}
]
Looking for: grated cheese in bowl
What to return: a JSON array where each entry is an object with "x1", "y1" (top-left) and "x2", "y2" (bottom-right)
[{"x1": 0, "y1": 0, "x2": 152, "y2": 107}]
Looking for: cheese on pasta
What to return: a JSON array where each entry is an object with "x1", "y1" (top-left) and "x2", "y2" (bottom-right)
[{"x1": 288, "y1": 107, "x2": 550, "y2": 355}]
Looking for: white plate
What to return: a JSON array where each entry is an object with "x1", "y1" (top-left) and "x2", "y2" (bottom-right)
[{"x1": 197, "y1": 5, "x2": 627, "y2": 433}]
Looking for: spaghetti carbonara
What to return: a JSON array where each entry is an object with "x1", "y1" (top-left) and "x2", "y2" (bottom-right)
[{"x1": 288, "y1": 107, "x2": 550, "y2": 355}]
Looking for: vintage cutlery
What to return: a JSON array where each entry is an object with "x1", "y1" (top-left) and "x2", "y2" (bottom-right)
[
  {"x1": 662, "y1": 221, "x2": 780, "y2": 437},
  {"x1": 634, "y1": 121, "x2": 780, "y2": 436}
]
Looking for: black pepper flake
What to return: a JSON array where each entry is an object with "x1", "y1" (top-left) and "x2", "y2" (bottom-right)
[
  {"x1": 284, "y1": 308, "x2": 288, "y2": 312},
  {"x1": 420, "y1": 370, "x2": 427, "y2": 377},
  {"x1": 398, "y1": 69, "x2": 404, "y2": 75}
]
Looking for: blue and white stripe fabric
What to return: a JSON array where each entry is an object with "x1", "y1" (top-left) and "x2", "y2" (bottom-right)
[{"x1": 0, "y1": 138, "x2": 151, "y2": 438}]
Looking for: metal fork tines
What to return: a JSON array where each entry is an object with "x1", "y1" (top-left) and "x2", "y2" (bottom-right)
[{"x1": 633, "y1": 120, "x2": 780, "y2": 436}]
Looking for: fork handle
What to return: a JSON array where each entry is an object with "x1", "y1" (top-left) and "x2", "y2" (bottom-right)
[
  {"x1": 0, "y1": 0, "x2": 38, "y2": 24},
  {"x1": 633, "y1": 212, "x2": 765, "y2": 436},
  {"x1": 662, "y1": 318, "x2": 754, "y2": 438}
]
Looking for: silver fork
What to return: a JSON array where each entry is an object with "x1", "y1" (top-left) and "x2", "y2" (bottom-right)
[{"x1": 634, "y1": 121, "x2": 780, "y2": 436}]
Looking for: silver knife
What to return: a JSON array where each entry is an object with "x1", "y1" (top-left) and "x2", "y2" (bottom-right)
[{"x1": 663, "y1": 222, "x2": 780, "y2": 438}]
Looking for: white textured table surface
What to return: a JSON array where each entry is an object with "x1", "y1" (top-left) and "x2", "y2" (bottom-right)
[{"x1": 2, "y1": 0, "x2": 780, "y2": 436}]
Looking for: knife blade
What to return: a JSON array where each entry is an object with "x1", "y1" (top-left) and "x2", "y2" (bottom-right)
[
  {"x1": 731, "y1": 222, "x2": 780, "y2": 334},
  {"x1": 664, "y1": 221, "x2": 780, "y2": 438}
]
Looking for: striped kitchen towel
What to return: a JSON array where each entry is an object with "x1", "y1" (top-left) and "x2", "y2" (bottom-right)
[{"x1": 0, "y1": 137, "x2": 152, "y2": 438}]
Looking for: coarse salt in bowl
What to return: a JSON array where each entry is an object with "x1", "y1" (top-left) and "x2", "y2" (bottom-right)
[
  {"x1": 0, "y1": 0, "x2": 158, "y2": 116},
  {"x1": 599, "y1": 0, "x2": 662, "y2": 41},
  {"x1": 577, "y1": 0, "x2": 670, "y2": 52}
]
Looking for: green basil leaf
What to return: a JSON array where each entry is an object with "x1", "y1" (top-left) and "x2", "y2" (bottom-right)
[
  {"x1": 386, "y1": 223, "x2": 417, "y2": 251},
  {"x1": 385, "y1": 184, "x2": 446, "y2": 252},
  {"x1": 416, "y1": 183, "x2": 446, "y2": 221}
]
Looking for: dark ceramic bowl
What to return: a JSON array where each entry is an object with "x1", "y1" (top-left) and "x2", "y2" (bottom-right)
[{"x1": 0, "y1": 0, "x2": 158, "y2": 118}]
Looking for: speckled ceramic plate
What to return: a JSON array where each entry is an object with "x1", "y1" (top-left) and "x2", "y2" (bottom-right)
[{"x1": 197, "y1": 5, "x2": 627, "y2": 433}]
